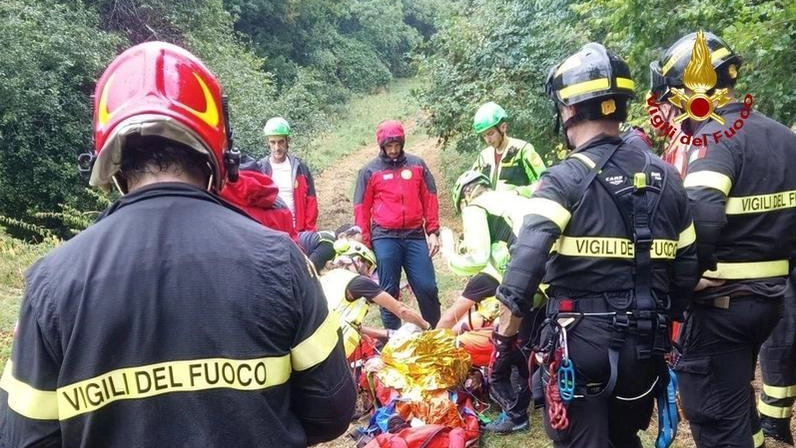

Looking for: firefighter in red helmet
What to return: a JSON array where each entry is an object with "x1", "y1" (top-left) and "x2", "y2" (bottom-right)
[{"x1": 0, "y1": 41, "x2": 355, "y2": 447}]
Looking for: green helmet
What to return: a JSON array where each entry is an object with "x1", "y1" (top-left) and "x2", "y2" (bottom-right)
[
  {"x1": 263, "y1": 117, "x2": 291, "y2": 137},
  {"x1": 453, "y1": 170, "x2": 491, "y2": 213},
  {"x1": 473, "y1": 102, "x2": 508, "y2": 135},
  {"x1": 333, "y1": 239, "x2": 377, "y2": 268}
]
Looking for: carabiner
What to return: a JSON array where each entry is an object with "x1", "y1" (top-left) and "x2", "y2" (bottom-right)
[
  {"x1": 558, "y1": 357, "x2": 576, "y2": 403},
  {"x1": 556, "y1": 325, "x2": 575, "y2": 403}
]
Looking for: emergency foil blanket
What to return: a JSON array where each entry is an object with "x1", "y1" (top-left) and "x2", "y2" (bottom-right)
[{"x1": 378, "y1": 329, "x2": 471, "y2": 399}]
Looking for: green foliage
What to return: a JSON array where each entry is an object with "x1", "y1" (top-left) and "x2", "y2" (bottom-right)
[
  {"x1": 0, "y1": 0, "x2": 122, "y2": 238},
  {"x1": 573, "y1": 0, "x2": 796, "y2": 126},
  {"x1": 416, "y1": 0, "x2": 796, "y2": 166},
  {"x1": 415, "y1": 0, "x2": 585, "y2": 164},
  {"x1": 0, "y1": 0, "x2": 443, "y2": 238}
]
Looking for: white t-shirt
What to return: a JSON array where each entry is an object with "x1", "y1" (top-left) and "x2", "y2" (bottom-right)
[{"x1": 270, "y1": 158, "x2": 296, "y2": 225}]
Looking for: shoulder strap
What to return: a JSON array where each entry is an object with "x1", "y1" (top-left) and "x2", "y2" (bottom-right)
[{"x1": 569, "y1": 142, "x2": 622, "y2": 208}]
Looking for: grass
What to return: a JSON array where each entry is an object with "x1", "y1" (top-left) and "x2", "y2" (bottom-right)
[
  {"x1": 0, "y1": 233, "x2": 58, "y2": 365},
  {"x1": 300, "y1": 77, "x2": 424, "y2": 173}
]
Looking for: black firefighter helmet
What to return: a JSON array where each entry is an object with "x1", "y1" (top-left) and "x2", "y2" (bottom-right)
[
  {"x1": 649, "y1": 31, "x2": 742, "y2": 101},
  {"x1": 545, "y1": 42, "x2": 635, "y2": 128}
]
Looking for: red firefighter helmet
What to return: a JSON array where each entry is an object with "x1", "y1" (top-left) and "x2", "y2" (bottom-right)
[{"x1": 90, "y1": 41, "x2": 229, "y2": 191}]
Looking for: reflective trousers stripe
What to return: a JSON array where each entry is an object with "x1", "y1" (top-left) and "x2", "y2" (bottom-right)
[
  {"x1": 763, "y1": 383, "x2": 796, "y2": 399},
  {"x1": 758, "y1": 400, "x2": 793, "y2": 418},
  {"x1": 754, "y1": 429, "x2": 764, "y2": 447}
]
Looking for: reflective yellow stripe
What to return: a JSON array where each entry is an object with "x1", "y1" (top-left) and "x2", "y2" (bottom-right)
[
  {"x1": 552, "y1": 236, "x2": 678, "y2": 259},
  {"x1": 726, "y1": 190, "x2": 796, "y2": 215},
  {"x1": 763, "y1": 383, "x2": 796, "y2": 399},
  {"x1": 55, "y1": 355, "x2": 292, "y2": 420},
  {"x1": 704, "y1": 260, "x2": 789, "y2": 280},
  {"x1": 753, "y1": 429, "x2": 765, "y2": 447},
  {"x1": 711, "y1": 48, "x2": 731, "y2": 64},
  {"x1": 320, "y1": 269, "x2": 369, "y2": 358},
  {"x1": 291, "y1": 310, "x2": 340, "y2": 371},
  {"x1": 662, "y1": 46, "x2": 732, "y2": 75},
  {"x1": 679, "y1": 222, "x2": 696, "y2": 249},
  {"x1": 758, "y1": 400, "x2": 792, "y2": 418},
  {"x1": 616, "y1": 77, "x2": 635, "y2": 90},
  {"x1": 0, "y1": 361, "x2": 58, "y2": 420},
  {"x1": 527, "y1": 198, "x2": 571, "y2": 231},
  {"x1": 683, "y1": 171, "x2": 732, "y2": 195},
  {"x1": 559, "y1": 78, "x2": 609, "y2": 100},
  {"x1": 568, "y1": 153, "x2": 596, "y2": 169}
]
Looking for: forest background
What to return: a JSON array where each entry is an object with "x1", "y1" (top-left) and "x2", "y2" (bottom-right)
[{"x1": 1, "y1": 0, "x2": 794, "y2": 239}]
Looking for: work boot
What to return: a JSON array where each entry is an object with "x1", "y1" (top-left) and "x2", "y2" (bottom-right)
[
  {"x1": 761, "y1": 416, "x2": 794, "y2": 445},
  {"x1": 482, "y1": 412, "x2": 529, "y2": 434}
]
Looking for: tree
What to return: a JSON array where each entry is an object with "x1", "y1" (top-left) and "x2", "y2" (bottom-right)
[
  {"x1": 415, "y1": 0, "x2": 585, "y2": 162},
  {"x1": 0, "y1": 0, "x2": 121, "y2": 238}
]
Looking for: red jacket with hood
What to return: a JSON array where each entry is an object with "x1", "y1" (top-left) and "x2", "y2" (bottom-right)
[
  {"x1": 353, "y1": 120, "x2": 440, "y2": 246},
  {"x1": 220, "y1": 170, "x2": 298, "y2": 241}
]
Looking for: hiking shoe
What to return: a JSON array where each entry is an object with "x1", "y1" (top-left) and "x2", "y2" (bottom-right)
[
  {"x1": 761, "y1": 416, "x2": 794, "y2": 445},
  {"x1": 482, "y1": 412, "x2": 529, "y2": 434}
]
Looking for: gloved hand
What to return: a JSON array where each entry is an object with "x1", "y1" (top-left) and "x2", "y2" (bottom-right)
[
  {"x1": 490, "y1": 332, "x2": 527, "y2": 383},
  {"x1": 489, "y1": 331, "x2": 529, "y2": 411}
]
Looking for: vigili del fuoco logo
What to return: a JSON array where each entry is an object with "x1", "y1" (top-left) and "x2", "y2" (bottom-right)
[{"x1": 647, "y1": 31, "x2": 753, "y2": 148}]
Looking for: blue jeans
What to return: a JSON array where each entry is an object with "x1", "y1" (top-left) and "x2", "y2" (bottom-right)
[{"x1": 372, "y1": 237, "x2": 440, "y2": 330}]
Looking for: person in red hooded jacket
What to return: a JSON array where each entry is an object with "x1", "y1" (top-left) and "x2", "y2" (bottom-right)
[
  {"x1": 220, "y1": 170, "x2": 298, "y2": 242},
  {"x1": 353, "y1": 120, "x2": 441, "y2": 330}
]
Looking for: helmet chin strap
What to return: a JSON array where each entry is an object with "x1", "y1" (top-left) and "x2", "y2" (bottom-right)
[
  {"x1": 111, "y1": 175, "x2": 127, "y2": 195},
  {"x1": 554, "y1": 107, "x2": 581, "y2": 150},
  {"x1": 206, "y1": 174, "x2": 215, "y2": 192}
]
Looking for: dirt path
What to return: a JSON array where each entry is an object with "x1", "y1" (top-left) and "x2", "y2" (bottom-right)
[{"x1": 313, "y1": 120, "x2": 457, "y2": 232}]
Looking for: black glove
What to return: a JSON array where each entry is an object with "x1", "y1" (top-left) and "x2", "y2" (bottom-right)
[
  {"x1": 489, "y1": 332, "x2": 529, "y2": 411},
  {"x1": 490, "y1": 332, "x2": 523, "y2": 383}
]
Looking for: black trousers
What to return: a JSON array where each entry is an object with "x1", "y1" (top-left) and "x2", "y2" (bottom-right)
[
  {"x1": 759, "y1": 274, "x2": 796, "y2": 421},
  {"x1": 677, "y1": 295, "x2": 783, "y2": 448},
  {"x1": 541, "y1": 316, "x2": 661, "y2": 448}
]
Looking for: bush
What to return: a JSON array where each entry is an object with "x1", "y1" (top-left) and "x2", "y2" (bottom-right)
[{"x1": 0, "y1": 0, "x2": 122, "y2": 238}]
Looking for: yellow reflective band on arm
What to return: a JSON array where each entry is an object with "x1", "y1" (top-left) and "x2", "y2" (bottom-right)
[
  {"x1": 753, "y1": 429, "x2": 764, "y2": 447},
  {"x1": 616, "y1": 78, "x2": 635, "y2": 90},
  {"x1": 758, "y1": 400, "x2": 793, "y2": 418},
  {"x1": 559, "y1": 78, "x2": 610, "y2": 100},
  {"x1": 704, "y1": 260, "x2": 789, "y2": 280},
  {"x1": 291, "y1": 310, "x2": 340, "y2": 371},
  {"x1": 568, "y1": 153, "x2": 596, "y2": 169},
  {"x1": 55, "y1": 355, "x2": 291, "y2": 420},
  {"x1": 527, "y1": 198, "x2": 571, "y2": 231},
  {"x1": 683, "y1": 171, "x2": 732, "y2": 196},
  {"x1": 552, "y1": 236, "x2": 678, "y2": 259},
  {"x1": 0, "y1": 361, "x2": 58, "y2": 420},
  {"x1": 763, "y1": 383, "x2": 796, "y2": 399},
  {"x1": 725, "y1": 190, "x2": 796, "y2": 215},
  {"x1": 678, "y1": 222, "x2": 696, "y2": 249}
]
